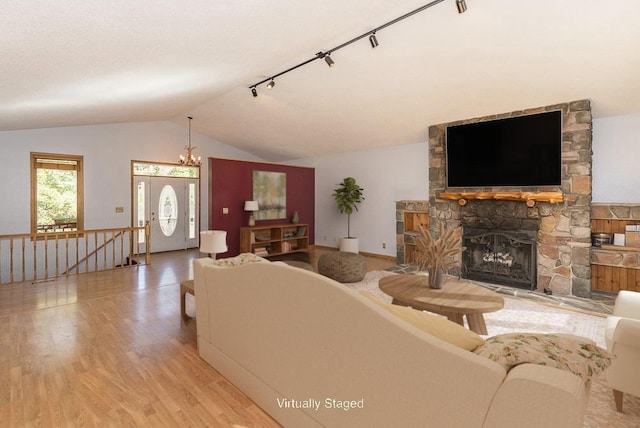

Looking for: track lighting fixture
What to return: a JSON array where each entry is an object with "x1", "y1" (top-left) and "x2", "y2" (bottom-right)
[
  {"x1": 324, "y1": 54, "x2": 335, "y2": 67},
  {"x1": 249, "y1": 0, "x2": 468, "y2": 96},
  {"x1": 369, "y1": 32, "x2": 379, "y2": 48}
]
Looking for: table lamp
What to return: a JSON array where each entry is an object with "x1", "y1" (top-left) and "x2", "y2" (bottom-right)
[
  {"x1": 244, "y1": 200, "x2": 259, "y2": 226},
  {"x1": 200, "y1": 230, "x2": 228, "y2": 259}
]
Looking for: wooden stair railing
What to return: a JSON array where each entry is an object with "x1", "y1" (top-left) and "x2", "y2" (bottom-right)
[
  {"x1": 0, "y1": 222, "x2": 150, "y2": 285},
  {"x1": 62, "y1": 230, "x2": 125, "y2": 275}
]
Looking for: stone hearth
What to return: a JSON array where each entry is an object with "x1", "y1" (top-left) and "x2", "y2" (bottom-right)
[{"x1": 428, "y1": 100, "x2": 593, "y2": 297}]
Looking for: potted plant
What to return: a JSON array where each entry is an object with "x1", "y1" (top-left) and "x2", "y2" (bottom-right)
[
  {"x1": 414, "y1": 223, "x2": 465, "y2": 289},
  {"x1": 332, "y1": 177, "x2": 365, "y2": 253}
]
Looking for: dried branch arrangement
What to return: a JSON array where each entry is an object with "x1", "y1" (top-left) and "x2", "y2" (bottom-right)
[{"x1": 414, "y1": 223, "x2": 465, "y2": 273}]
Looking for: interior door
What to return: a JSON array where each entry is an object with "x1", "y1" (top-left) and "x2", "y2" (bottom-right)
[{"x1": 134, "y1": 176, "x2": 198, "y2": 253}]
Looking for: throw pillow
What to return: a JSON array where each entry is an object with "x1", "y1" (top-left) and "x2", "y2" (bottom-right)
[
  {"x1": 210, "y1": 252, "x2": 268, "y2": 267},
  {"x1": 473, "y1": 333, "x2": 613, "y2": 381},
  {"x1": 359, "y1": 291, "x2": 485, "y2": 351}
]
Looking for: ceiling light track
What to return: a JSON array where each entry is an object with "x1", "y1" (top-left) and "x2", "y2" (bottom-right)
[{"x1": 249, "y1": 0, "x2": 467, "y2": 97}]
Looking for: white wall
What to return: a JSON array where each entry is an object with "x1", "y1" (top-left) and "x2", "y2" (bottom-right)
[
  {"x1": 0, "y1": 121, "x2": 260, "y2": 234},
  {"x1": 289, "y1": 142, "x2": 429, "y2": 257},
  {"x1": 290, "y1": 113, "x2": 640, "y2": 258},
  {"x1": 592, "y1": 113, "x2": 640, "y2": 202},
  {"x1": 2, "y1": 112, "x2": 639, "y2": 256}
]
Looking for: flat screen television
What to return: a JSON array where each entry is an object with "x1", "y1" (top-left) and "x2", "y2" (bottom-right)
[{"x1": 446, "y1": 110, "x2": 562, "y2": 187}]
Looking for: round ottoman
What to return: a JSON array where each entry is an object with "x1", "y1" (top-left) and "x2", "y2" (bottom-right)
[{"x1": 318, "y1": 251, "x2": 367, "y2": 283}]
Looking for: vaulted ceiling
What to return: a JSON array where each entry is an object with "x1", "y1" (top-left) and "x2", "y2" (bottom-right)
[{"x1": 3, "y1": 0, "x2": 639, "y2": 161}]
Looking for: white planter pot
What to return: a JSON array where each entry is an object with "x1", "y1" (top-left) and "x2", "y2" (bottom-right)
[{"x1": 339, "y1": 237, "x2": 359, "y2": 253}]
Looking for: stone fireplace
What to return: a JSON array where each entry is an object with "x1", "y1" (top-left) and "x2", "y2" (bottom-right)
[
  {"x1": 428, "y1": 100, "x2": 593, "y2": 297},
  {"x1": 463, "y1": 227, "x2": 537, "y2": 290}
]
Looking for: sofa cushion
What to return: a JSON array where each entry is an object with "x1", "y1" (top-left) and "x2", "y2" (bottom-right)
[
  {"x1": 359, "y1": 291, "x2": 485, "y2": 351},
  {"x1": 210, "y1": 253, "x2": 268, "y2": 267},
  {"x1": 473, "y1": 333, "x2": 613, "y2": 381}
]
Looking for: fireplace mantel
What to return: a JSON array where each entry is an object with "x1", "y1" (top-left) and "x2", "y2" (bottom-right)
[{"x1": 439, "y1": 191, "x2": 564, "y2": 206}]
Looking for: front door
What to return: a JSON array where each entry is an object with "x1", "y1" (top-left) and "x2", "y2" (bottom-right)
[{"x1": 134, "y1": 174, "x2": 199, "y2": 253}]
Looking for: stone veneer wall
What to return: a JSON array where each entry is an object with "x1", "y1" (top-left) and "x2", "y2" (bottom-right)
[{"x1": 428, "y1": 100, "x2": 593, "y2": 297}]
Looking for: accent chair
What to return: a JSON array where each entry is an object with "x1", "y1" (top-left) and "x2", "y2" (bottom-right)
[{"x1": 605, "y1": 289, "x2": 640, "y2": 412}]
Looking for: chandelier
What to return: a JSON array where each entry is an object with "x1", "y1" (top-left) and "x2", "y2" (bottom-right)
[{"x1": 179, "y1": 116, "x2": 202, "y2": 166}]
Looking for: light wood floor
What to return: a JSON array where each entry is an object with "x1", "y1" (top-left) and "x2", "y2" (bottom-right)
[{"x1": 0, "y1": 247, "x2": 394, "y2": 427}]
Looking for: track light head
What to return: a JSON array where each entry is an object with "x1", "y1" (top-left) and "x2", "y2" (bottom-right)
[
  {"x1": 369, "y1": 33, "x2": 379, "y2": 48},
  {"x1": 251, "y1": 87, "x2": 257, "y2": 97},
  {"x1": 324, "y1": 54, "x2": 334, "y2": 67},
  {"x1": 456, "y1": 0, "x2": 467, "y2": 14},
  {"x1": 267, "y1": 79, "x2": 275, "y2": 90}
]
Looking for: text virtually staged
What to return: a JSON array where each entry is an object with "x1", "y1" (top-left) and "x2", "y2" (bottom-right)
[{"x1": 276, "y1": 397, "x2": 365, "y2": 411}]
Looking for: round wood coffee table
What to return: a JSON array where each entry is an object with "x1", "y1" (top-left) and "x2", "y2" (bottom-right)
[{"x1": 378, "y1": 274, "x2": 504, "y2": 334}]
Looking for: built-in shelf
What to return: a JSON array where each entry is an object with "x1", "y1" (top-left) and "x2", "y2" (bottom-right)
[
  {"x1": 396, "y1": 200, "x2": 430, "y2": 265},
  {"x1": 402, "y1": 211, "x2": 429, "y2": 265},
  {"x1": 591, "y1": 209, "x2": 640, "y2": 293},
  {"x1": 439, "y1": 191, "x2": 564, "y2": 206},
  {"x1": 599, "y1": 244, "x2": 640, "y2": 253}
]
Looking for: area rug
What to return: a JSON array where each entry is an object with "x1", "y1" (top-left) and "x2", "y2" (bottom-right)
[{"x1": 345, "y1": 271, "x2": 640, "y2": 428}]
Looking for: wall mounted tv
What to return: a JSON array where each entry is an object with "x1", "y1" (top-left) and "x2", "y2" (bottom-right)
[{"x1": 446, "y1": 110, "x2": 562, "y2": 187}]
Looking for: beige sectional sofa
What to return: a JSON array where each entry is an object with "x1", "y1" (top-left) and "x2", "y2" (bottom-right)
[{"x1": 193, "y1": 255, "x2": 592, "y2": 427}]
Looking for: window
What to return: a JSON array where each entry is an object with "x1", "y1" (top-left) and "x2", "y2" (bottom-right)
[
  {"x1": 132, "y1": 162, "x2": 199, "y2": 178},
  {"x1": 31, "y1": 153, "x2": 84, "y2": 234},
  {"x1": 188, "y1": 182, "x2": 196, "y2": 239},
  {"x1": 136, "y1": 180, "x2": 146, "y2": 242},
  {"x1": 158, "y1": 184, "x2": 178, "y2": 237}
]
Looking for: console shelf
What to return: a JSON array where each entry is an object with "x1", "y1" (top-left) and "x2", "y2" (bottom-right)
[
  {"x1": 239, "y1": 224, "x2": 309, "y2": 258},
  {"x1": 439, "y1": 191, "x2": 564, "y2": 206}
]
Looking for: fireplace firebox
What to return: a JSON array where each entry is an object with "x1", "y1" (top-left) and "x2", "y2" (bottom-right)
[{"x1": 462, "y1": 228, "x2": 537, "y2": 290}]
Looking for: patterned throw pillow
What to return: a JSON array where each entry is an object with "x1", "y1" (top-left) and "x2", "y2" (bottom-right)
[
  {"x1": 210, "y1": 253, "x2": 268, "y2": 267},
  {"x1": 473, "y1": 333, "x2": 613, "y2": 381}
]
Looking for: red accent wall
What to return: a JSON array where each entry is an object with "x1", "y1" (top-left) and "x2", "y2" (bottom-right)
[{"x1": 208, "y1": 158, "x2": 315, "y2": 256}]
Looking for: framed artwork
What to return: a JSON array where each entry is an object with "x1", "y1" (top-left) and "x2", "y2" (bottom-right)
[{"x1": 253, "y1": 171, "x2": 286, "y2": 220}]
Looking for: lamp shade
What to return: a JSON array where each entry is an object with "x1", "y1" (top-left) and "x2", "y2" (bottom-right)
[
  {"x1": 200, "y1": 230, "x2": 228, "y2": 255},
  {"x1": 244, "y1": 200, "x2": 259, "y2": 211}
]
